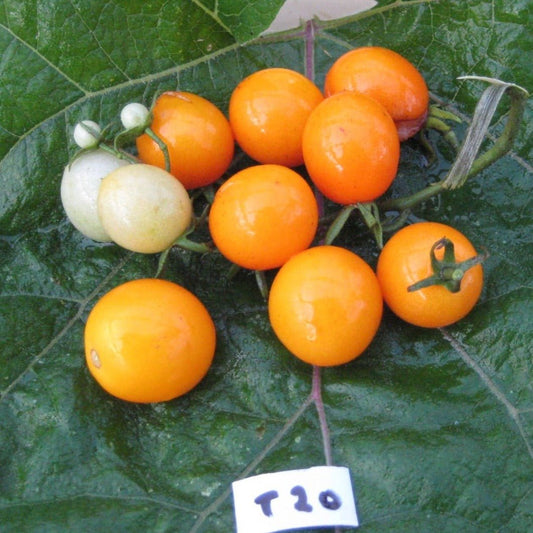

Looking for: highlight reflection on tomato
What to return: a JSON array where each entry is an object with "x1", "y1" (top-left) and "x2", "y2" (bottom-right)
[
  {"x1": 136, "y1": 91, "x2": 234, "y2": 189},
  {"x1": 208, "y1": 164, "x2": 319, "y2": 271},
  {"x1": 229, "y1": 68, "x2": 324, "y2": 167},
  {"x1": 324, "y1": 46, "x2": 429, "y2": 140},
  {"x1": 268, "y1": 245, "x2": 383, "y2": 366},
  {"x1": 84, "y1": 278, "x2": 216, "y2": 403},
  {"x1": 302, "y1": 92, "x2": 400, "y2": 204}
]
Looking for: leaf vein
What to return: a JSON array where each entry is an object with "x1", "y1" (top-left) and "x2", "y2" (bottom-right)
[
  {"x1": 0, "y1": 255, "x2": 132, "y2": 404},
  {"x1": 66, "y1": 0, "x2": 132, "y2": 83},
  {"x1": 190, "y1": 0, "x2": 233, "y2": 36},
  {"x1": 440, "y1": 328, "x2": 533, "y2": 460},
  {"x1": 190, "y1": 393, "x2": 314, "y2": 532},
  {"x1": 0, "y1": 22, "x2": 88, "y2": 94}
]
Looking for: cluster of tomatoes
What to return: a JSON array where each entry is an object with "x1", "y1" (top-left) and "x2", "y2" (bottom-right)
[{"x1": 61, "y1": 46, "x2": 485, "y2": 403}]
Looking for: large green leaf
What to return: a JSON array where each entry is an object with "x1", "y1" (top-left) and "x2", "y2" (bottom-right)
[{"x1": 1, "y1": 1, "x2": 532, "y2": 531}]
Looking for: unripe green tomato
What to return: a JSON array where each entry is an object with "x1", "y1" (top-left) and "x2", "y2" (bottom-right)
[
  {"x1": 60, "y1": 149, "x2": 130, "y2": 242},
  {"x1": 97, "y1": 164, "x2": 193, "y2": 254}
]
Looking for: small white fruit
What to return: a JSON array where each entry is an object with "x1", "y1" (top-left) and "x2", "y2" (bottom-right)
[
  {"x1": 60, "y1": 149, "x2": 130, "y2": 242},
  {"x1": 73, "y1": 120, "x2": 101, "y2": 149},
  {"x1": 120, "y1": 103, "x2": 150, "y2": 130},
  {"x1": 97, "y1": 164, "x2": 193, "y2": 254}
]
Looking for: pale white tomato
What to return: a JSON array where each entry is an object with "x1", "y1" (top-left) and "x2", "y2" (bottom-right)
[
  {"x1": 97, "y1": 164, "x2": 192, "y2": 254},
  {"x1": 60, "y1": 149, "x2": 129, "y2": 242}
]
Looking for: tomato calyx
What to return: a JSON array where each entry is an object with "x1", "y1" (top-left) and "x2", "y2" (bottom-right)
[
  {"x1": 325, "y1": 202, "x2": 383, "y2": 248},
  {"x1": 408, "y1": 237, "x2": 488, "y2": 293}
]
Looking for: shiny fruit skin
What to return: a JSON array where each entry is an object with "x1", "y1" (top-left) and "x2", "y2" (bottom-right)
[
  {"x1": 324, "y1": 46, "x2": 429, "y2": 141},
  {"x1": 97, "y1": 163, "x2": 192, "y2": 254},
  {"x1": 208, "y1": 164, "x2": 319, "y2": 271},
  {"x1": 229, "y1": 68, "x2": 324, "y2": 167},
  {"x1": 376, "y1": 222, "x2": 484, "y2": 328},
  {"x1": 84, "y1": 278, "x2": 216, "y2": 403},
  {"x1": 302, "y1": 92, "x2": 400, "y2": 204},
  {"x1": 60, "y1": 149, "x2": 129, "y2": 242},
  {"x1": 268, "y1": 245, "x2": 383, "y2": 366},
  {"x1": 136, "y1": 91, "x2": 234, "y2": 189}
]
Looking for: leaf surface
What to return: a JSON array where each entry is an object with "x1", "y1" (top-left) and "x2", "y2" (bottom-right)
[{"x1": 1, "y1": 1, "x2": 532, "y2": 531}]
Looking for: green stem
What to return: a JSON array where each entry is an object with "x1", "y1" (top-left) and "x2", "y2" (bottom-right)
[
  {"x1": 380, "y1": 78, "x2": 528, "y2": 213},
  {"x1": 155, "y1": 233, "x2": 212, "y2": 278},
  {"x1": 428, "y1": 105, "x2": 462, "y2": 124},
  {"x1": 226, "y1": 263, "x2": 241, "y2": 280},
  {"x1": 99, "y1": 143, "x2": 138, "y2": 164},
  {"x1": 379, "y1": 181, "x2": 444, "y2": 213},
  {"x1": 381, "y1": 208, "x2": 412, "y2": 234},
  {"x1": 445, "y1": 82, "x2": 528, "y2": 187},
  {"x1": 324, "y1": 205, "x2": 358, "y2": 245},
  {"x1": 174, "y1": 233, "x2": 213, "y2": 254},
  {"x1": 155, "y1": 247, "x2": 171, "y2": 278},
  {"x1": 145, "y1": 127, "x2": 171, "y2": 173},
  {"x1": 425, "y1": 116, "x2": 459, "y2": 150},
  {"x1": 255, "y1": 270, "x2": 269, "y2": 300}
]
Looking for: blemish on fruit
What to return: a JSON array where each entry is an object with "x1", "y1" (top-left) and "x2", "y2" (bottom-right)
[{"x1": 91, "y1": 349, "x2": 102, "y2": 369}]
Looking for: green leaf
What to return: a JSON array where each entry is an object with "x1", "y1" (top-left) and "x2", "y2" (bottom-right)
[{"x1": 1, "y1": 1, "x2": 532, "y2": 531}]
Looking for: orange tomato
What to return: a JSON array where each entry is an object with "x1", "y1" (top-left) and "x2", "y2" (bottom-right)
[
  {"x1": 302, "y1": 92, "x2": 400, "y2": 204},
  {"x1": 268, "y1": 245, "x2": 383, "y2": 366},
  {"x1": 208, "y1": 164, "x2": 319, "y2": 271},
  {"x1": 229, "y1": 68, "x2": 324, "y2": 167},
  {"x1": 84, "y1": 278, "x2": 216, "y2": 403},
  {"x1": 324, "y1": 46, "x2": 429, "y2": 141},
  {"x1": 377, "y1": 222, "x2": 484, "y2": 328},
  {"x1": 136, "y1": 91, "x2": 234, "y2": 189}
]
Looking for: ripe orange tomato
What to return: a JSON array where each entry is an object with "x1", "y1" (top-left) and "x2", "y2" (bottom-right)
[
  {"x1": 376, "y1": 222, "x2": 484, "y2": 328},
  {"x1": 229, "y1": 68, "x2": 324, "y2": 167},
  {"x1": 268, "y1": 245, "x2": 383, "y2": 366},
  {"x1": 208, "y1": 164, "x2": 319, "y2": 271},
  {"x1": 302, "y1": 92, "x2": 400, "y2": 204},
  {"x1": 324, "y1": 46, "x2": 429, "y2": 140},
  {"x1": 84, "y1": 278, "x2": 216, "y2": 403},
  {"x1": 136, "y1": 91, "x2": 234, "y2": 189}
]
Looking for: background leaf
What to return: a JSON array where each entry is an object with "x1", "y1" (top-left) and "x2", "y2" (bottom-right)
[{"x1": 1, "y1": 1, "x2": 532, "y2": 532}]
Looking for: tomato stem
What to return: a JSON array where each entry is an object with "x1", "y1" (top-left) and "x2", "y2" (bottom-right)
[
  {"x1": 428, "y1": 105, "x2": 462, "y2": 124},
  {"x1": 443, "y1": 78, "x2": 528, "y2": 189},
  {"x1": 356, "y1": 203, "x2": 383, "y2": 249},
  {"x1": 407, "y1": 237, "x2": 488, "y2": 293},
  {"x1": 97, "y1": 142, "x2": 138, "y2": 164},
  {"x1": 155, "y1": 247, "x2": 170, "y2": 278},
  {"x1": 425, "y1": 115, "x2": 459, "y2": 150},
  {"x1": 324, "y1": 202, "x2": 383, "y2": 248},
  {"x1": 381, "y1": 208, "x2": 412, "y2": 234},
  {"x1": 114, "y1": 125, "x2": 147, "y2": 153},
  {"x1": 226, "y1": 263, "x2": 241, "y2": 280},
  {"x1": 254, "y1": 270, "x2": 269, "y2": 300},
  {"x1": 445, "y1": 79, "x2": 528, "y2": 188},
  {"x1": 379, "y1": 78, "x2": 528, "y2": 213},
  {"x1": 174, "y1": 233, "x2": 213, "y2": 254},
  {"x1": 379, "y1": 181, "x2": 444, "y2": 213},
  {"x1": 144, "y1": 127, "x2": 171, "y2": 173},
  {"x1": 324, "y1": 204, "x2": 358, "y2": 245}
]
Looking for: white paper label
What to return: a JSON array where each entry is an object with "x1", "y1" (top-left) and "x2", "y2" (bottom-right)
[{"x1": 232, "y1": 466, "x2": 359, "y2": 533}]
